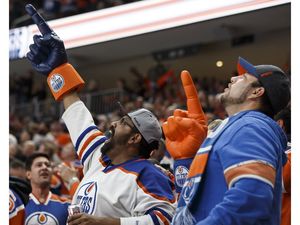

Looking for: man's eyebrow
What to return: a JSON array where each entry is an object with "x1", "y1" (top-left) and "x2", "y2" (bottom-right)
[{"x1": 243, "y1": 73, "x2": 249, "y2": 79}]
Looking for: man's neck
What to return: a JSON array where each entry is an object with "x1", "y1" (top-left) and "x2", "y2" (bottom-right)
[
  {"x1": 107, "y1": 146, "x2": 139, "y2": 165},
  {"x1": 225, "y1": 103, "x2": 258, "y2": 116},
  {"x1": 31, "y1": 185, "x2": 50, "y2": 204}
]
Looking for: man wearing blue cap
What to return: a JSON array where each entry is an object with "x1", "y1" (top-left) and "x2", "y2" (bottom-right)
[{"x1": 163, "y1": 56, "x2": 290, "y2": 225}]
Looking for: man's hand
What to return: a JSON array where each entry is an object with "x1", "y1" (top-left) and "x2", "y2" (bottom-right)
[
  {"x1": 25, "y1": 4, "x2": 84, "y2": 101},
  {"x1": 163, "y1": 70, "x2": 207, "y2": 159},
  {"x1": 68, "y1": 214, "x2": 120, "y2": 225},
  {"x1": 25, "y1": 4, "x2": 67, "y2": 75}
]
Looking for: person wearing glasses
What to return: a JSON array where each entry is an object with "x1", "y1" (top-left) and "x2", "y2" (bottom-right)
[{"x1": 25, "y1": 4, "x2": 176, "y2": 225}]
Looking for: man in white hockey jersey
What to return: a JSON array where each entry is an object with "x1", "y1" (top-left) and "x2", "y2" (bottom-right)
[{"x1": 25, "y1": 4, "x2": 176, "y2": 225}]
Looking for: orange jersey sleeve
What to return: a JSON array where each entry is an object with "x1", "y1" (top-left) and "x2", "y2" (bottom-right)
[{"x1": 281, "y1": 150, "x2": 291, "y2": 225}]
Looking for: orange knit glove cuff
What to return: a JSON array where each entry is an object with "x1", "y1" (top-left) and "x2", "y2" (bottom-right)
[{"x1": 47, "y1": 63, "x2": 85, "y2": 101}]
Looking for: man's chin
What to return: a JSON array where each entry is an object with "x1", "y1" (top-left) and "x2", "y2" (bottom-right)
[
  {"x1": 40, "y1": 181, "x2": 51, "y2": 188},
  {"x1": 101, "y1": 140, "x2": 114, "y2": 155},
  {"x1": 217, "y1": 92, "x2": 226, "y2": 103}
]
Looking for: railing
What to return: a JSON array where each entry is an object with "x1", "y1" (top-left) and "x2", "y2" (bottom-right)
[{"x1": 9, "y1": 88, "x2": 124, "y2": 120}]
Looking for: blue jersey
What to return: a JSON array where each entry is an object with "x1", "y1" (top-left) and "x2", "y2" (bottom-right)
[
  {"x1": 25, "y1": 192, "x2": 70, "y2": 225},
  {"x1": 173, "y1": 110, "x2": 287, "y2": 225}
]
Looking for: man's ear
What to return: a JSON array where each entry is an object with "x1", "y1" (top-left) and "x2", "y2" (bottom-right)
[
  {"x1": 249, "y1": 87, "x2": 265, "y2": 99},
  {"x1": 26, "y1": 170, "x2": 31, "y2": 180},
  {"x1": 128, "y1": 133, "x2": 142, "y2": 145}
]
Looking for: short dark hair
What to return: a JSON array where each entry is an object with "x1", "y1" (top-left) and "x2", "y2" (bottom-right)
[
  {"x1": 25, "y1": 152, "x2": 50, "y2": 171},
  {"x1": 138, "y1": 138, "x2": 159, "y2": 159},
  {"x1": 129, "y1": 125, "x2": 159, "y2": 159},
  {"x1": 251, "y1": 81, "x2": 274, "y2": 117}
]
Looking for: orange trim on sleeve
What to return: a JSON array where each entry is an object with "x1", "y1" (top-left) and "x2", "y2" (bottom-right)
[
  {"x1": 78, "y1": 131, "x2": 103, "y2": 159},
  {"x1": 154, "y1": 210, "x2": 170, "y2": 225},
  {"x1": 99, "y1": 156, "x2": 109, "y2": 167},
  {"x1": 224, "y1": 162, "x2": 276, "y2": 188}
]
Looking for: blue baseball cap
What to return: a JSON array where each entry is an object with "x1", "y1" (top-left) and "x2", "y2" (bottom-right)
[{"x1": 237, "y1": 57, "x2": 290, "y2": 114}]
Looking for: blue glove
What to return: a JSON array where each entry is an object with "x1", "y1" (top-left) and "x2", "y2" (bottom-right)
[
  {"x1": 25, "y1": 4, "x2": 85, "y2": 101},
  {"x1": 25, "y1": 4, "x2": 67, "y2": 75}
]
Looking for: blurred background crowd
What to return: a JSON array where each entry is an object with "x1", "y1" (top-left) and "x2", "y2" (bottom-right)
[{"x1": 10, "y1": 0, "x2": 141, "y2": 28}]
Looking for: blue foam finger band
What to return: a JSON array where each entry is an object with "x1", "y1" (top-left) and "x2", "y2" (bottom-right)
[{"x1": 173, "y1": 158, "x2": 193, "y2": 193}]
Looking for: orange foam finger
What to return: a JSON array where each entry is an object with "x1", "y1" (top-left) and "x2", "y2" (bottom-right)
[
  {"x1": 47, "y1": 63, "x2": 85, "y2": 101},
  {"x1": 173, "y1": 109, "x2": 188, "y2": 117},
  {"x1": 181, "y1": 70, "x2": 205, "y2": 118},
  {"x1": 174, "y1": 117, "x2": 196, "y2": 129},
  {"x1": 163, "y1": 117, "x2": 185, "y2": 142},
  {"x1": 162, "y1": 120, "x2": 175, "y2": 141}
]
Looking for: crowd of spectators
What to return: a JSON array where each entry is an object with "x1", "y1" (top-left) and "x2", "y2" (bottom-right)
[
  {"x1": 9, "y1": 66, "x2": 226, "y2": 188},
  {"x1": 10, "y1": 70, "x2": 48, "y2": 104},
  {"x1": 9, "y1": 58, "x2": 290, "y2": 200},
  {"x1": 10, "y1": 0, "x2": 142, "y2": 28}
]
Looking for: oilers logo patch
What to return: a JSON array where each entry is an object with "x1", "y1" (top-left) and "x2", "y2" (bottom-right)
[
  {"x1": 9, "y1": 194, "x2": 15, "y2": 213},
  {"x1": 49, "y1": 74, "x2": 64, "y2": 92},
  {"x1": 25, "y1": 212, "x2": 59, "y2": 225},
  {"x1": 75, "y1": 181, "x2": 98, "y2": 214},
  {"x1": 182, "y1": 176, "x2": 202, "y2": 206},
  {"x1": 175, "y1": 166, "x2": 189, "y2": 187}
]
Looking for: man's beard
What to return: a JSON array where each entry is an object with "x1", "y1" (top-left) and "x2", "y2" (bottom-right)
[
  {"x1": 101, "y1": 139, "x2": 114, "y2": 155},
  {"x1": 219, "y1": 85, "x2": 252, "y2": 107},
  {"x1": 101, "y1": 132, "x2": 133, "y2": 155}
]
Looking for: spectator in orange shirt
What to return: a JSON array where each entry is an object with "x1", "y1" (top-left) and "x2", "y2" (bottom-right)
[{"x1": 275, "y1": 106, "x2": 291, "y2": 225}]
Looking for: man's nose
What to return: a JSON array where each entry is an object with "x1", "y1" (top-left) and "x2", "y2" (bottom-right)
[
  {"x1": 230, "y1": 76, "x2": 239, "y2": 83},
  {"x1": 111, "y1": 121, "x2": 118, "y2": 128},
  {"x1": 41, "y1": 163, "x2": 49, "y2": 169}
]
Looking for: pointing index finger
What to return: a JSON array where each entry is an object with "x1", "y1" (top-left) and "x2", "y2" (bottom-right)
[
  {"x1": 25, "y1": 4, "x2": 53, "y2": 36},
  {"x1": 181, "y1": 70, "x2": 204, "y2": 116}
]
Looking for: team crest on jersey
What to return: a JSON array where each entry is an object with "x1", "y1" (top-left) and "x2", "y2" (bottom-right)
[
  {"x1": 175, "y1": 165, "x2": 189, "y2": 187},
  {"x1": 9, "y1": 194, "x2": 16, "y2": 213},
  {"x1": 182, "y1": 176, "x2": 201, "y2": 205},
  {"x1": 76, "y1": 181, "x2": 98, "y2": 214},
  {"x1": 25, "y1": 212, "x2": 59, "y2": 225},
  {"x1": 49, "y1": 74, "x2": 64, "y2": 92}
]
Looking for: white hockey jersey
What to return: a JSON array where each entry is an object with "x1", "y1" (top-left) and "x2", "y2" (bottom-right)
[{"x1": 62, "y1": 101, "x2": 176, "y2": 225}]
